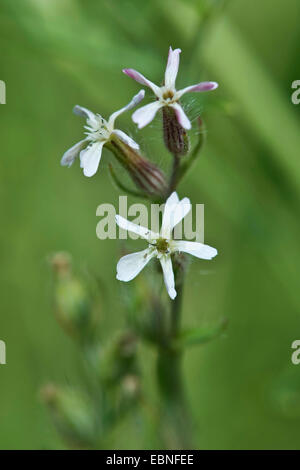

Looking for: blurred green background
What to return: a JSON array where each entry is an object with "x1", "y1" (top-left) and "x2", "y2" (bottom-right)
[{"x1": 1, "y1": 0, "x2": 300, "y2": 449}]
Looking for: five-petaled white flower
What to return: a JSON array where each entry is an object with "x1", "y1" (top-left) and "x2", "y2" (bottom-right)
[
  {"x1": 115, "y1": 192, "x2": 217, "y2": 300},
  {"x1": 123, "y1": 47, "x2": 218, "y2": 130},
  {"x1": 61, "y1": 90, "x2": 145, "y2": 177}
]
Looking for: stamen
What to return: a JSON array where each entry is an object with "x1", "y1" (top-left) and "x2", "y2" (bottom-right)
[
  {"x1": 156, "y1": 238, "x2": 169, "y2": 254},
  {"x1": 162, "y1": 90, "x2": 174, "y2": 100}
]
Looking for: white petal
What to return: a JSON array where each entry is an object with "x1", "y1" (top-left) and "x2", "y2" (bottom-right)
[
  {"x1": 170, "y1": 103, "x2": 191, "y2": 130},
  {"x1": 73, "y1": 105, "x2": 98, "y2": 126},
  {"x1": 61, "y1": 139, "x2": 87, "y2": 167},
  {"x1": 115, "y1": 215, "x2": 159, "y2": 240},
  {"x1": 161, "y1": 192, "x2": 191, "y2": 238},
  {"x1": 176, "y1": 81, "x2": 218, "y2": 99},
  {"x1": 132, "y1": 102, "x2": 162, "y2": 129},
  {"x1": 116, "y1": 248, "x2": 156, "y2": 282},
  {"x1": 123, "y1": 69, "x2": 161, "y2": 96},
  {"x1": 161, "y1": 192, "x2": 179, "y2": 237},
  {"x1": 159, "y1": 255, "x2": 176, "y2": 300},
  {"x1": 164, "y1": 47, "x2": 181, "y2": 89},
  {"x1": 172, "y1": 240, "x2": 218, "y2": 260},
  {"x1": 108, "y1": 90, "x2": 145, "y2": 128},
  {"x1": 112, "y1": 129, "x2": 139, "y2": 150},
  {"x1": 80, "y1": 141, "x2": 104, "y2": 177},
  {"x1": 165, "y1": 191, "x2": 180, "y2": 206}
]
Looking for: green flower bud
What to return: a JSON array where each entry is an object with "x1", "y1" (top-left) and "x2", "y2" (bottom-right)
[
  {"x1": 123, "y1": 272, "x2": 167, "y2": 345},
  {"x1": 120, "y1": 374, "x2": 141, "y2": 407},
  {"x1": 49, "y1": 253, "x2": 99, "y2": 343},
  {"x1": 40, "y1": 384, "x2": 97, "y2": 447},
  {"x1": 97, "y1": 332, "x2": 139, "y2": 387}
]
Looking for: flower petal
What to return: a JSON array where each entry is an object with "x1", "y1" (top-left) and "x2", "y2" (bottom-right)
[
  {"x1": 176, "y1": 81, "x2": 218, "y2": 98},
  {"x1": 123, "y1": 69, "x2": 161, "y2": 96},
  {"x1": 108, "y1": 90, "x2": 145, "y2": 128},
  {"x1": 170, "y1": 103, "x2": 191, "y2": 130},
  {"x1": 116, "y1": 248, "x2": 156, "y2": 282},
  {"x1": 159, "y1": 255, "x2": 176, "y2": 300},
  {"x1": 132, "y1": 102, "x2": 162, "y2": 129},
  {"x1": 115, "y1": 215, "x2": 159, "y2": 240},
  {"x1": 165, "y1": 191, "x2": 180, "y2": 206},
  {"x1": 80, "y1": 141, "x2": 104, "y2": 177},
  {"x1": 73, "y1": 105, "x2": 98, "y2": 126},
  {"x1": 172, "y1": 240, "x2": 218, "y2": 260},
  {"x1": 164, "y1": 47, "x2": 181, "y2": 90},
  {"x1": 161, "y1": 192, "x2": 191, "y2": 238},
  {"x1": 61, "y1": 139, "x2": 87, "y2": 167},
  {"x1": 161, "y1": 192, "x2": 179, "y2": 237},
  {"x1": 112, "y1": 129, "x2": 139, "y2": 150}
]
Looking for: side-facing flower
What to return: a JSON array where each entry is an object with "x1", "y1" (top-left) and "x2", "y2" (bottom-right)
[
  {"x1": 115, "y1": 192, "x2": 217, "y2": 300},
  {"x1": 123, "y1": 47, "x2": 218, "y2": 130},
  {"x1": 61, "y1": 91, "x2": 145, "y2": 177}
]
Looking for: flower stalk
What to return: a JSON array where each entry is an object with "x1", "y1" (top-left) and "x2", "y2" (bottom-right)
[{"x1": 155, "y1": 221, "x2": 193, "y2": 448}]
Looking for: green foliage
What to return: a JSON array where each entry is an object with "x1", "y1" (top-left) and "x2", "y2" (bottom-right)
[{"x1": 1, "y1": 0, "x2": 300, "y2": 450}]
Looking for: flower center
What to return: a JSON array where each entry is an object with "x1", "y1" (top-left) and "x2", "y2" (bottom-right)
[
  {"x1": 162, "y1": 90, "x2": 175, "y2": 101},
  {"x1": 86, "y1": 115, "x2": 111, "y2": 142},
  {"x1": 155, "y1": 238, "x2": 169, "y2": 254}
]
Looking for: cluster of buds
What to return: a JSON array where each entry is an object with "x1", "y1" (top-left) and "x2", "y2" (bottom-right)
[{"x1": 46, "y1": 257, "x2": 141, "y2": 448}]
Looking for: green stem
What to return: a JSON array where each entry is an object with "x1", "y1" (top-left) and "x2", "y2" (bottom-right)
[
  {"x1": 168, "y1": 153, "x2": 181, "y2": 196},
  {"x1": 155, "y1": 148, "x2": 195, "y2": 448},
  {"x1": 156, "y1": 264, "x2": 193, "y2": 449},
  {"x1": 170, "y1": 281, "x2": 183, "y2": 337}
]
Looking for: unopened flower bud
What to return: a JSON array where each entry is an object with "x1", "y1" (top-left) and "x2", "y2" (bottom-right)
[
  {"x1": 107, "y1": 135, "x2": 167, "y2": 199},
  {"x1": 97, "y1": 332, "x2": 138, "y2": 386},
  {"x1": 121, "y1": 374, "x2": 141, "y2": 401},
  {"x1": 40, "y1": 384, "x2": 96, "y2": 447},
  {"x1": 50, "y1": 251, "x2": 72, "y2": 278},
  {"x1": 122, "y1": 272, "x2": 167, "y2": 345},
  {"x1": 49, "y1": 253, "x2": 99, "y2": 343},
  {"x1": 162, "y1": 106, "x2": 190, "y2": 156},
  {"x1": 117, "y1": 331, "x2": 138, "y2": 358}
]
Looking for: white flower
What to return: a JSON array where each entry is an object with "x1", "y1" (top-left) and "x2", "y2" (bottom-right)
[
  {"x1": 115, "y1": 192, "x2": 217, "y2": 300},
  {"x1": 61, "y1": 90, "x2": 145, "y2": 177},
  {"x1": 123, "y1": 47, "x2": 218, "y2": 130}
]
